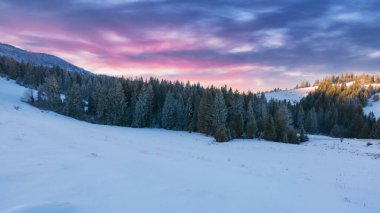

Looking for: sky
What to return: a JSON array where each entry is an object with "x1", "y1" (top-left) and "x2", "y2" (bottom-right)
[{"x1": 0, "y1": 0, "x2": 379, "y2": 91}]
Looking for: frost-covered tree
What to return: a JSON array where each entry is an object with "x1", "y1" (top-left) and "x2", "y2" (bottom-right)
[
  {"x1": 246, "y1": 100, "x2": 257, "y2": 139},
  {"x1": 211, "y1": 91, "x2": 227, "y2": 132},
  {"x1": 108, "y1": 82, "x2": 128, "y2": 125},
  {"x1": 230, "y1": 94, "x2": 244, "y2": 138},
  {"x1": 299, "y1": 126, "x2": 308, "y2": 142},
  {"x1": 87, "y1": 92, "x2": 96, "y2": 116},
  {"x1": 175, "y1": 94, "x2": 187, "y2": 130},
  {"x1": 296, "y1": 106, "x2": 305, "y2": 128},
  {"x1": 38, "y1": 75, "x2": 61, "y2": 108},
  {"x1": 63, "y1": 84, "x2": 83, "y2": 118},
  {"x1": 305, "y1": 107, "x2": 318, "y2": 134},
  {"x1": 161, "y1": 92, "x2": 176, "y2": 129},
  {"x1": 256, "y1": 93, "x2": 268, "y2": 132},
  {"x1": 21, "y1": 89, "x2": 34, "y2": 103},
  {"x1": 133, "y1": 84, "x2": 153, "y2": 128},
  {"x1": 274, "y1": 104, "x2": 292, "y2": 142},
  {"x1": 95, "y1": 84, "x2": 108, "y2": 122},
  {"x1": 183, "y1": 96, "x2": 193, "y2": 131}
]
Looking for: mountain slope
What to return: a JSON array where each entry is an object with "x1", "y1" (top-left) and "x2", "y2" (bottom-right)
[
  {"x1": 264, "y1": 86, "x2": 316, "y2": 103},
  {"x1": 0, "y1": 43, "x2": 88, "y2": 74},
  {"x1": 364, "y1": 95, "x2": 380, "y2": 118},
  {"x1": 0, "y1": 77, "x2": 380, "y2": 213},
  {"x1": 266, "y1": 83, "x2": 380, "y2": 113}
]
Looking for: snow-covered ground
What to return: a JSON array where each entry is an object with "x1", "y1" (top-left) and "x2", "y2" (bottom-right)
[
  {"x1": 364, "y1": 95, "x2": 380, "y2": 118},
  {"x1": 265, "y1": 86, "x2": 316, "y2": 103},
  {"x1": 1, "y1": 77, "x2": 380, "y2": 213}
]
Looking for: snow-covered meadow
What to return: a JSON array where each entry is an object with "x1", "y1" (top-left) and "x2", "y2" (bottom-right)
[
  {"x1": 264, "y1": 86, "x2": 316, "y2": 103},
  {"x1": 364, "y1": 95, "x2": 380, "y2": 118},
  {"x1": 0, "y1": 77, "x2": 380, "y2": 213}
]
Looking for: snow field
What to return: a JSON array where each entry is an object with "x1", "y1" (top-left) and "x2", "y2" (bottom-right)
[{"x1": 0, "y1": 78, "x2": 380, "y2": 213}]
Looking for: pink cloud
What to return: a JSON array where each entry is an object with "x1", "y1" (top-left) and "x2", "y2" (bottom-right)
[{"x1": 0, "y1": 1, "x2": 313, "y2": 91}]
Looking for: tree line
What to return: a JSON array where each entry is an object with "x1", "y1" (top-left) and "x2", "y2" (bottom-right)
[{"x1": 1, "y1": 56, "x2": 379, "y2": 142}]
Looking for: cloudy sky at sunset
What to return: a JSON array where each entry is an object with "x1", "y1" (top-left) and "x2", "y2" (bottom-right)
[{"x1": 1, "y1": 0, "x2": 379, "y2": 91}]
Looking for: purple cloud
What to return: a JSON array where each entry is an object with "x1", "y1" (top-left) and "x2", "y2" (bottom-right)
[{"x1": 0, "y1": 0, "x2": 379, "y2": 91}]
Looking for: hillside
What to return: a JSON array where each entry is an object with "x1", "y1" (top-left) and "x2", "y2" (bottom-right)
[
  {"x1": 264, "y1": 86, "x2": 316, "y2": 103},
  {"x1": 266, "y1": 83, "x2": 380, "y2": 119},
  {"x1": 364, "y1": 95, "x2": 380, "y2": 118},
  {"x1": 0, "y1": 43, "x2": 88, "y2": 74},
  {"x1": 1, "y1": 77, "x2": 380, "y2": 213}
]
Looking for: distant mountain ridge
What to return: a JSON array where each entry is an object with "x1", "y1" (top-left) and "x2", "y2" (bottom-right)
[{"x1": 0, "y1": 43, "x2": 89, "y2": 74}]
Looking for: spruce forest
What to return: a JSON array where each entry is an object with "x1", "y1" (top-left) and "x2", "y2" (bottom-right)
[{"x1": 1, "y1": 56, "x2": 379, "y2": 142}]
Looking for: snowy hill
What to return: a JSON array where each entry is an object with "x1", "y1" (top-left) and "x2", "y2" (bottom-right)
[
  {"x1": 264, "y1": 86, "x2": 316, "y2": 103},
  {"x1": 265, "y1": 83, "x2": 380, "y2": 108},
  {"x1": 364, "y1": 95, "x2": 380, "y2": 118},
  {"x1": 0, "y1": 43, "x2": 88, "y2": 74},
  {"x1": 363, "y1": 84, "x2": 380, "y2": 118},
  {"x1": 0, "y1": 77, "x2": 380, "y2": 213}
]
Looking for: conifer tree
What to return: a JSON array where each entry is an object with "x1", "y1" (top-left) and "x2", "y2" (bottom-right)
[
  {"x1": 95, "y1": 84, "x2": 108, "y2": 122},
  {"x1": 196, "y1": 91, "x2": 213, "y2": 135},
  {"x1": 235, "y1": 114, "x2": 244, "y2": 138},
  {"x1": 38, "y1": 75, "x2": 61, "y2": 108},
  {"x1": 259, "y1": 93, "x2": 268, "y2": 119},
  {"x1": 214, "y1": 124, "x2": 230, "y2": 142},
  {"x1": 274, "y1": 104, "x2": 292, "y2": 142},
  {"x1": 22, "y1": 89, "x2": 34, "y2": 103},
  {"x1": 183, "y1": 96, "x2": 194, "y2": 131},
  {"x1": 256, "y1": 93, "x2": 268, "y2": 132},
  {"x1": 349, "y1": 114, "x2": 364, "y2": 138},
  {"x1": 317, "y1": 107, "x2": 325, "y2": 132},
  {"x1": 299, "y1": 126, "x2": 308, "y2": 142},
  {"x1": 296, "y1": 106, "x2": 305, "y2": 128},
  {"x1": 109, "y1": 82, "x2": 127, "y2": 125},
  {"x1": 188, "y1": 95, "x2": 200, "y2": 132},
  {"x1": 288, "y1": 128, "x2": 299, "y2": 144},
  {"x1": 133, "y1": 84, "x2": 153, "y2": 128},
  {"x1": 246, "y1": 100, "x2": 257, "y2": 139},
  {"x1": 371, "y1": 119, "x2": 380, "y2": 139},
  {"x1": 374, "y1": 93, "x2": 379, "y2": 102},
  {"x1": 175, "y1": 94, "x2": 187, "y2": 130},
  {"x1": 211, "y1": 91, "x2": 227, "y2": 132},
  {"x1": 305, "y1": 107, "x2": 318, "y2": 133},
  {"x1": 161, "y1": 92, "x2": 176, "y2": 129},
  {"x1": 329, "y1": 124, "x2": 346, "y2": 138},
  {"x1": 359, "y1": 123, "x2": 371, "y2": 139},
  {"x1": 324, "y1": 107, "x2": 338, "y2": 134},
  {"x1": 87, "y1": 92, "x2": 96, "y2": 115},
  {"x1": 263, "y1": 115, "x2": 276, "y2": 141},
  {"x1": 230, "y1": 95, "x2": 244, "y2": 138},
  {"x1": 63, "y1": 84, "x2": 83, "y2": 118},
  {"x1": 282, "y1": 133, "x2": 289, "y2": 143}
]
